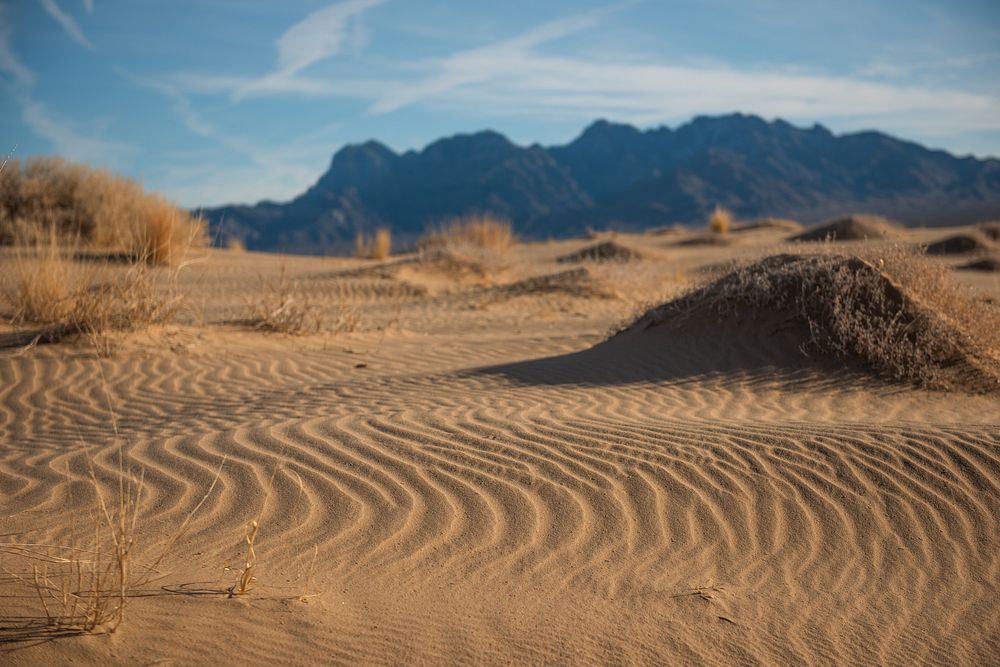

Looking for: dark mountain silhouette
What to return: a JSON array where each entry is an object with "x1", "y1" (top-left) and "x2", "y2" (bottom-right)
[{"x1": 199, "y1": 114, "x2": 1000, "y2": 253}]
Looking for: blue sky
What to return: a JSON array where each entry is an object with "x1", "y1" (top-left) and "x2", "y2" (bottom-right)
[{"x1": 2, "y1": 0, "x2": 999, "y2": 207}]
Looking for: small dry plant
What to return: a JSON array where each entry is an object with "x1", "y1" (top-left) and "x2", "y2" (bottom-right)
[
  {"x1": 1, "y1": 445, "x2": 224, "y2": 634},
  {"x1": 246, "y1": 267, "x2": 323, "y2": 334},
  {"x1": 2, "y1": 229, "x2": 182, "y2": 354},
  {"x1": 230, "y1": 520, "x2": 259, "y2": 596},
  {"x1": 355, "y1": 228, "x2": 392, "y2": 260},
  {"x1": 228, "y1": 464, "x2": 277, "y2": 596},
  {"x1": 708, "y1": 205, "x2": 732, "y2": 236}
]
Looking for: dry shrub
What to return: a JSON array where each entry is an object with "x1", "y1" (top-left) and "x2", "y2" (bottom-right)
[
  {"x1": 355, "y1": 228, "x2": 392, "y2": 260},
  {"x1": 0, "y1": 157, "x2": 206, "y2": 266},
  {"x1": 246, "y1": 268, "x2": 358, "y2": 335},
  {"x1": 2, "y1": 230, "x2": 180, "y2": 354},
  {"x1": 420, "y1": 214, "x2": 514, "y2": 254},
  {"x1": 708, "y1": 205, "x2": 732, "y2": 236},
  {"x1": 624, "y1": 245, "x2": 1000, "y2": 389},
  {"x1": 417, "y1": 215, "x2": 514, "y2": 281}
]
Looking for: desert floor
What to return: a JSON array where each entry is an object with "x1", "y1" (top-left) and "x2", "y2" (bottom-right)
[{"x1": 2, "y1": 224, "x2": 999, "y2": 665}]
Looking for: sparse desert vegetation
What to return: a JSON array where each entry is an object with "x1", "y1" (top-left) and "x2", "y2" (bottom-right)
[
  {"x1": 355, "y1": 228, "x2": 392, "y2": 260},
  {"x1": 414, "y1": 214, "x2": 515, "y2": 282},
  {"x1": 3, "y1": 214, "x2": 1000, "y2": 666},
  {"x1": 0, "y1": 157, "x2": 206, "y2": 266},
  {"x1": 1, "y1": 229, "x2": 181, "y2": 354},
  {"x1": 708, "y1": 205, "x2": 732, "y2": 236}
]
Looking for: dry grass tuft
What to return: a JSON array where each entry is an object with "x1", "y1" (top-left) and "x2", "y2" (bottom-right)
[
  {"x1": 708, "y1": 205, "x2": 732, "y2": 236},
  {"x1": 2, "y1": 230, "x2": 181, "y2": 354},
  {"x1": 355, "y1": 228, "x2": 392, "y2": 260},
  {"x1": 246, "y1": 267, "x2": 322, "y2": 335},
  {"x1": 622, "y1": 245, "x2": 1000, "y2": 390},
  {"x1": 0, "y1": 156, "x2": 206, "y2": 266},
  {"x1": 420, "y1": 214, "x2": 514, "y2": 254},
  {"x1": 245, "y1": 267, "x2": 358, "y2": 335},
  {"x1": 416, "y1": 215, "x2": 514, "y2": 281},
  {"x1": 1, "y1": 446, "x2": 224, "y2": 634},
  {"x1": 230, "y1": 520, "x2": 259, "y2": 596}
]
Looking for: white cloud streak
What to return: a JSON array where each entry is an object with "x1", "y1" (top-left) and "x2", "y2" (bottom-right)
[
  {"x1": 82, "y1": 0, "x2": 94, "y2": 14},
  {"x1": 16, "y1": 91, "x2": 131, "y2": 162},
  {"x1": 361, "y1": 10, "x2": 1000, "y2": 135},
  {"x1": 2, "y1": 5, "x2": 125, "y2": 164},
  {"x1": 0, "y1": 11, "x2": 35, "y2": 87},
  {"x1": 232, "y1": 0, "x2": 385, "y2": 101},
  {"x1": 37, "y1": 0, "x2": 92, "y2": 49}
]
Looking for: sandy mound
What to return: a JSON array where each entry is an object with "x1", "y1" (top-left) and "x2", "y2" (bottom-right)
[
  {"x1": 958, "y1": 256, "x2": 1000, "y2": 272},
  {"x1": 926, "y1": 232, "x2": 994, "y2": 255},
  {"x1": 672, "y1": 235, "x2": 731, "y2": 247},
  {"x1": 731, "y1": 217, "x2": 802, "y2": 233},
  {"x1": 557, "y1": 241, "x2": 641, "y2": 263},
  {"x1": 789, "y1": 214, "x2": 900, "y2": 242},
  {"x1": 979, "y1": 222, "x2": 1000, "y2": 241},
  {"x1": 488, "y1": 267, "x2": 608, "y2": 299},
  {"x1": 620, "y1": 253, "x2": 1000, "y2": 391}
]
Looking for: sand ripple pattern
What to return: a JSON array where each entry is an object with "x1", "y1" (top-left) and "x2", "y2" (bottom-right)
[{"x1": 3, "y1": 340, "x2": 999, "y2": 664}]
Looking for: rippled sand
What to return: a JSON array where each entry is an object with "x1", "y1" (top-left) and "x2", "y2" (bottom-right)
[{"x1": 2, "y1": 225, "x2": 999, "y2": 665}]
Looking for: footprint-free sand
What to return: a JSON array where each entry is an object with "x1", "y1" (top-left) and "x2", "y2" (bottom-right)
[{"x1": 2, "y1": 225, "x2": 999, "y2": 665}]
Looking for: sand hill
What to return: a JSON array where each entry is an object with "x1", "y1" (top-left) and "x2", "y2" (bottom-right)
[{"x1": 790, "y1": 214, "x2": 901, "y2": 242}]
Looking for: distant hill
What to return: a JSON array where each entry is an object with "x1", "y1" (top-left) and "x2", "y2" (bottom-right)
[{"x1": 198, "y1": 114, "x2": 1000, "y2": 253}]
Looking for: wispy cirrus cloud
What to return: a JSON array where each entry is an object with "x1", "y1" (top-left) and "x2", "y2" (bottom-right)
[
  {"x1": 231, "y1": 0, "x2": 385, "y2": 101},
  {"x1": 2, "y1": 5, "x2": 127, "y2": 164},
  {"x1": 167, "y1": 3, "x2": 1000, "y2": 138},
  {"x1": 360, "y1": 8, "x2": 1000, "y2": 136},
  {"x1": 370, "y1": 8, "x2": 614, "y2": 113},
  {"x1": 16, "y1": 92, "x2": 131, "y2": 162},
  {"x1": 0, "y1": 12, "x2": 35, "y2": 87},
  {"x1": 37, "y1": 0, "x2": 92, "y2": 49}
]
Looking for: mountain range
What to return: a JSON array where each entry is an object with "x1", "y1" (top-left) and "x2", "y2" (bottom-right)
[{"x1": 198, "y1": 113, "x2": 1000, "y2": 252}]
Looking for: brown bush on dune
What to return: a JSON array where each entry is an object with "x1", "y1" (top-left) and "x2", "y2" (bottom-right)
[
  {"x1": 708, "y1": 205, "x2": 732, "y2": 236},
  {"x1": 417, "y1": 215, "x2": 514, "y2": 280},
  {"x1": 2, "y1": 230, "x2": 180, "y2": 354},
  {"x1": 0, "y1": 157, "x2": 206, "y2": 266},
  {"x1": 245, "y1": 267, "x2": 358, "y2": 335},
  {"x1": 622, "y1": 246, "x2": 1000, "y2": 390},
  {"x1": 355, "y1": 227, "x2": 392, "y2": 260},
  {"x1": 420, "y1": 214, "x2": 514, "y2": 254}
]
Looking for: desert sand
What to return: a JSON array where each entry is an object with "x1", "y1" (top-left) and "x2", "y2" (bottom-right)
[{"x1": 2, "y1": 224, "x2": 999, "y2": 665}]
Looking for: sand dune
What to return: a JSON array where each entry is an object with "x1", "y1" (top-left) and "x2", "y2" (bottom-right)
[{"x1": 2, "y1": 225, "x2": 999, "y2": 665}]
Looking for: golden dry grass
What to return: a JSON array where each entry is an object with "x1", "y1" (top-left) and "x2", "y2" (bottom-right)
[
  {"x1": 1, "y1": 447, "x2": 224, "y2": 634},
  {"x1": 2, "y1": 230, "x2": 181, "y2": 354},
  {"x1": 708, "y1": 205, "x2": 732, "y2": 236},
  {"x1": 245, "y1": 267, "x2": 358, "y2": 335},
  {"x1": 420, "y1": 214, "x2": 514, "y2": 254},
  {"x1": 355, "y1": 228, "x2": 392, "y2": 260},
  {"x1": 0, "y1": 157, "x2": 206, "y2": 266},
  {"x1": 416, "y1": 215, "x2": 515, "y2": 282}
]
